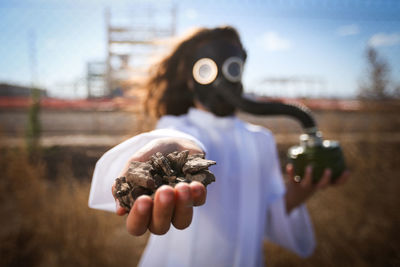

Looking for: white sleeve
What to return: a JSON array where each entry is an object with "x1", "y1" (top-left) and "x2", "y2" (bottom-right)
[
  {"x1": 88, "y1": 128, "x2": 205, "y2": 212},
  {"x1": 265, "y1": 197, "x2": 316, "y2": 258},
  {"x1": 262, "y1": 132, "x2": 316, "y2": 258}
]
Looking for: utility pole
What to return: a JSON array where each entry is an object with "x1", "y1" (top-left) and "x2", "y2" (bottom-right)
[
  {"x1": 28, "y1": 30, "x2": 38, "y2": 88},
  {"x1": 27, "y1": 29, "x2": 41, "y2": 156}
]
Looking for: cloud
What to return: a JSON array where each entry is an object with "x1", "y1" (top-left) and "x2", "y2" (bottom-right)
[
  {"x1": 368, "y1": 33, "x2": 400, "y2": 47},
  {"x1": 336, "y1": 24, "x2": 359, "y2": 36},
  {"x1": 260, "y1": 31, "x2": 292, "y2": 52}
]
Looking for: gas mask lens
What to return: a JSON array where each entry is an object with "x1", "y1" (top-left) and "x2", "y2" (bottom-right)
[
  {"x1": 193, "y1": 56, "x2": 244, "y2": 85},
  {"x1": 192, "y1": 58, "x2": 218, "y2": 85},
  {"x1": 222, "y1": 57, "x2": 243, "y2": 83}
]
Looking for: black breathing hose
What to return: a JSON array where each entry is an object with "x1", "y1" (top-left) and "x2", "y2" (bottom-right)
[
  {"x1": 214, "y1": 83, "x2": 346, "y2": 182},
  {"x1": 237, "y1": 96, "x2": 317, "y2": 129},
  {"x1": 216, "y1": 84, "x2": 318, "y2": 134}
]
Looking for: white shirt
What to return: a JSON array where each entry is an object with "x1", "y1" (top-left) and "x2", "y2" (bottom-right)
[{"x1": 89, "y1": 108, "x2": 315, "y2": 267}]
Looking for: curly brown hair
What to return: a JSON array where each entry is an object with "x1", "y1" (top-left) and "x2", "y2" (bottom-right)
[{"x1": 144, "y1": 26, "x2": 246, "y2": 118}]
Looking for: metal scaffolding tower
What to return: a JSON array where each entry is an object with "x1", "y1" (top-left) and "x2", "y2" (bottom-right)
[
  {"x1": 106, "y1": 4, "x2": 176, "y2": 96},
  {"x1": 86, "y1": 3, "x2": 176, "y2": 98},
  {"x1": 86, "y1": 61, "x2": 107, "y2": 98}
]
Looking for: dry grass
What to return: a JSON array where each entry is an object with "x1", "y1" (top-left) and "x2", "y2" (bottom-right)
[
  {"x1": 262, "y1": 106, "x2": 400, "y2": 266},
  {"x1": 265, "y1": 141, "x2": 400, "y2": 267},
  {"x1": 0, "y1": 148, "x2": 148, "y2": 267},
  {"x1": 1, "y1": 106, "x2": 400, "y2": 267}
]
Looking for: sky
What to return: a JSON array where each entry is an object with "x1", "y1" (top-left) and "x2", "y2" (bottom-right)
[{"x1": 0, "y1": 0, "x2": 399, "y2": 99}]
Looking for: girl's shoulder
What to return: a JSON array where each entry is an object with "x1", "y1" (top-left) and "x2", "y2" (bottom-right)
[{"x1": 235, "y1": 117, "x2": 274, "y2": 138}]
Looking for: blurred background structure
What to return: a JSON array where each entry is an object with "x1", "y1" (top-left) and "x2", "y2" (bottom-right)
[
  {"x1": 1, "y1": 0, "x2": 400, "y2": 100},
  {"x1": 96, "y1": 4, "x2": 176, "y2": 98},
  {"x1": 0, "y1": 1, "x2": 400, "y2": 266}
]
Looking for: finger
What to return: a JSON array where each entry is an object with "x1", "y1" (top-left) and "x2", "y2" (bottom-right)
[
  {"x1": 112, "y1": 183, "x2": 127, "y2": 216},
  {"x1": 149, "y1": 185, "x2": 175, "y2": 235},
  {"x1": 286, "y1": 163, "x2": 294, "y2": 174},
  {"x1": 126, "y1": 195, "x2": 153, "y2": 236},
  {"x1": 316, "y1": 168, "x2": 332, "y2": 190},
  {"x1": 334, "y1": 170, "x2": 351, "y2": 185},
  {"x1": 116, "y1": 199, "x2": 128, "y2": 216},
  {"x1": 286, "y1": 164, "x2": 301, "y2": 184},
  {"x1": 190, "y1": 181, "x2": 207, "y2": 206},
  {"x1": 286, "y1": 163, "x2": 294, "y2": 177},
  {"x1": 301, "y1": 165, "x2": 313, "y2": 188},
  {"x1": 172, "y1": 183, "x2": 194, "y2": 230}
]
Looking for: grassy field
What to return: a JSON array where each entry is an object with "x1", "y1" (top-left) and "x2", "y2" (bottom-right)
[
  {"x1": 265, "y1": 141, "x2": 400, "y2": 267},
  {"x1": 1, "y1": 105, "x2": 399, "y2": 267}
]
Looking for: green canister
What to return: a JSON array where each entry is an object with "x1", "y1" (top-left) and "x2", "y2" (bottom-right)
[{"x1": 287, "y1": 132, "x2": 346, "y2": 183}]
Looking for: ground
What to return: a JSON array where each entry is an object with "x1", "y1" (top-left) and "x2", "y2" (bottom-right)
[{"x1": 0, "y1": 102, "x2": 399, "y2": 266}]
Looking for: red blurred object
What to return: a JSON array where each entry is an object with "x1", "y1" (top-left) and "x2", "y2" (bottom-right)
[{"x1": 0, "y1": 96, "x2": 140, "y2": 111}]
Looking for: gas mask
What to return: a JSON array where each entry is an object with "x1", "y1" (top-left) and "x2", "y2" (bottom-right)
[{"x1": 191, "y1": 40, "x2": 246, "y2": 117}]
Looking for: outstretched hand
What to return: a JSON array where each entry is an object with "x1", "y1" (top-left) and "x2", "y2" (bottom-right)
[
  {"x1": 284, "y1": 163, "x2": 350, "y2": 214},
  {"x1": 112, "y1": 137, "x2": 207, "y2": 236}
]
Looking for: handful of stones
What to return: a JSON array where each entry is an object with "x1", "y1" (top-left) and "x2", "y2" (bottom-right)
[{"x1": 113, "y1": 150, "x2": 216, "y2": 211}]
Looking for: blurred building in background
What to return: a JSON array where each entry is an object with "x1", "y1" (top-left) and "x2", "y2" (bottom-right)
[
  {"x1": 0, "y1": 83, "x2": 47, "y2": 98},
  {"x1": 86, "y1": 3, "x2": 176, "y2": 99},
  {"x1": 254, "y1": 76, "x2": 327, "y2": 99}
]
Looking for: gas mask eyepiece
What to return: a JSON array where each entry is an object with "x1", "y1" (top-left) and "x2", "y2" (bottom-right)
[
  {"x1": 222, "y1": 56, "x2": 243, "y2": 83},
  {"x1": 192, "y1": 58, "x2": 218, "y2": 85},
  {"x1": 192, "y1": 56, "x2": 244, "y2": 85}
]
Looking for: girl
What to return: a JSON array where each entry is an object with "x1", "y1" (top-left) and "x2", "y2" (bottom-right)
[{"x1": 89, "y1": 26, "x2": 349, "y2": 267}]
